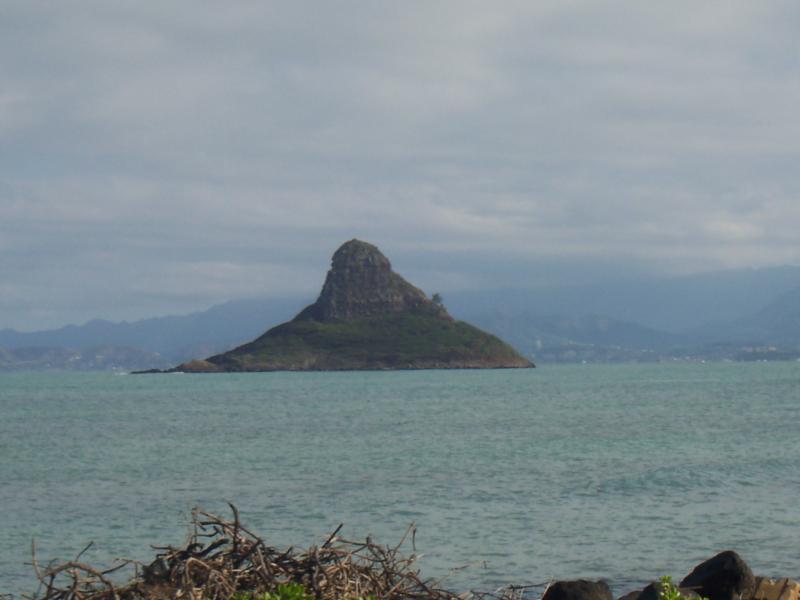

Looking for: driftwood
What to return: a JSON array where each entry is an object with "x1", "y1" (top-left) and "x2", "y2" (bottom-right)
[{"x1": 25, "y1": 504, "x2": 541, "y2": 600}]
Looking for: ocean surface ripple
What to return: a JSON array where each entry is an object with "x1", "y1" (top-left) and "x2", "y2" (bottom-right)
[{"x1": 2, "y1": 363, "x2": 799, "y2": 596}]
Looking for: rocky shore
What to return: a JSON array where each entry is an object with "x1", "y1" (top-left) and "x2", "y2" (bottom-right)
[{"x1": 547, "y1": 551, "x2": 798, "y2": 600}]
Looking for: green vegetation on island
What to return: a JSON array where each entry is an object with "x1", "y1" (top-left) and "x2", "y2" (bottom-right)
[{"x1": 181, "y1": 308, "x2": 530, "y2": 371}]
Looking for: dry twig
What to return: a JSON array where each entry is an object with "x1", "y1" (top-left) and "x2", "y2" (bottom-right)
[{"x1": 25, "y1": 506, "x2": 486, "y2": 600}]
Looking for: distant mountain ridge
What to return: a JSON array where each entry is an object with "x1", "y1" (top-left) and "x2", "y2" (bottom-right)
[
  {"x1": 0, "y1": 297, "x2": 304, "y2": 362},
  {"x1": 469, "y1": 313, "x2": 689, "y2": 355},
  {"x1": 0, "y1": 346, "x2": 169, "y2": 371},
  {"x1": 2, "y1": 264, "x2": 800, "y2": 368},
  {"x1": 445, "y1": 265, "x2": 800, "y2": 333},
  {"x1": 693, "y1": 286, "x2": 800, "y2": 349}
]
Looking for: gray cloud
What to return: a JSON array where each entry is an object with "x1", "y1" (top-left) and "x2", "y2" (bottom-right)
[{"x1": 1, "y1": 1, "x2": 799, "y2": 329}]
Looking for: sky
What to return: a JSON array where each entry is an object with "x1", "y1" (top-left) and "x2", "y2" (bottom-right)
[{"x1": 1, "y1": 1, "x2": 799, "y2": 330}]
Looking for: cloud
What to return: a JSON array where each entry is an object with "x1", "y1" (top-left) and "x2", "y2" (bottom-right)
[{"x1": 1, "y1": 1, "x2": 799, "y2": 328}]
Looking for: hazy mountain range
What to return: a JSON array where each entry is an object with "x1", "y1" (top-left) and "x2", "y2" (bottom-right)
[{"x1": 2, "y1": 266, "x2": 800, "y2": 369}]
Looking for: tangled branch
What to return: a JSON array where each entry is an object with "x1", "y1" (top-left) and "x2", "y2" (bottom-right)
[{"x1": 26, "y1": 504, "x2": 532, "y2": 600}]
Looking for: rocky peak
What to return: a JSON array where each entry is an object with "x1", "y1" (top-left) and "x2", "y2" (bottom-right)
[{"x1": 295, "y1": 239, "x2": 443, "y2": 322}]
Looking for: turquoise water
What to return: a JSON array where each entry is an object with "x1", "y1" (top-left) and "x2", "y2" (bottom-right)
[{"x1": 2, "y1": 364, "x2": 800, "y2": 596}]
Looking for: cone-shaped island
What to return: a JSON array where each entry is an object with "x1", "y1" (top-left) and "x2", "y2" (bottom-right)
[{"x1": 168, "y1": 240, "x2": 533, "y2": 372}]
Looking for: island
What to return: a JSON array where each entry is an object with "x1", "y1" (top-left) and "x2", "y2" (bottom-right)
[{"x1": 156, "y1": 239, "x2": 533, "y2": 372}]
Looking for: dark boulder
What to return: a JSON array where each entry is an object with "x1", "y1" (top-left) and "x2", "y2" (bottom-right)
[
  {"x1": 620, "y1": 581, "x2": 700, "y2": 600},
  {"x1": 680, "y1": 551, "x2": 755, "y2": 600},
  {"x1": 637, "y1": 582, "x2": 664, "y2": 600},
  {"x1": 544, "y1": 580, "x2": 613, "y2": 600}
]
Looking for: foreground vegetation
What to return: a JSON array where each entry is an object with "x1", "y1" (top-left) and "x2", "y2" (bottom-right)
[{"x1": 24, "y1": 505, "x2": 478, "y2": 600}]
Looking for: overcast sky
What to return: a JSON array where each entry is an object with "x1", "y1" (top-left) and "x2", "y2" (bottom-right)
[{"x1": 2, "y1": 1, "x2": 799, "y2": 330}]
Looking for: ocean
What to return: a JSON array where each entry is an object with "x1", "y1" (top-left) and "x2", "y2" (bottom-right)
[{"x1": 2, "y1": 363, "x2": 799, "y2": 597}]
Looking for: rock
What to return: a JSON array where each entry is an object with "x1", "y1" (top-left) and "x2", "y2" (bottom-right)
[
  {"x1": 752, "y1": 578, "x2": 800, "y2": 600},
  {"x1": 544, "y1": 580, "x2": 613, "y2": 600},
  {"x1": 680, "y1": 551, "x2": 755, "y2": 600},
  {"x1": 296, "y1": 239, "x2": 433, "y2": 322},
  {"x1": 620, "y1": 581, "x2": 700, "y2": 600},
  {"x1": 636, "y1": 582, "x2": 662, "y2": 600}
]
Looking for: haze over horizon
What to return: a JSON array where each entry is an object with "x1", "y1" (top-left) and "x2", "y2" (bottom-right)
[{"x1": 2, "y1": 2, "x2": 799, "y2": 331}]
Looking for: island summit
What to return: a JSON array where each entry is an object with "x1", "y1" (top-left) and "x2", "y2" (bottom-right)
[{"x1": 166, "y1": 239, "x2": 533, "y2": 372}]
